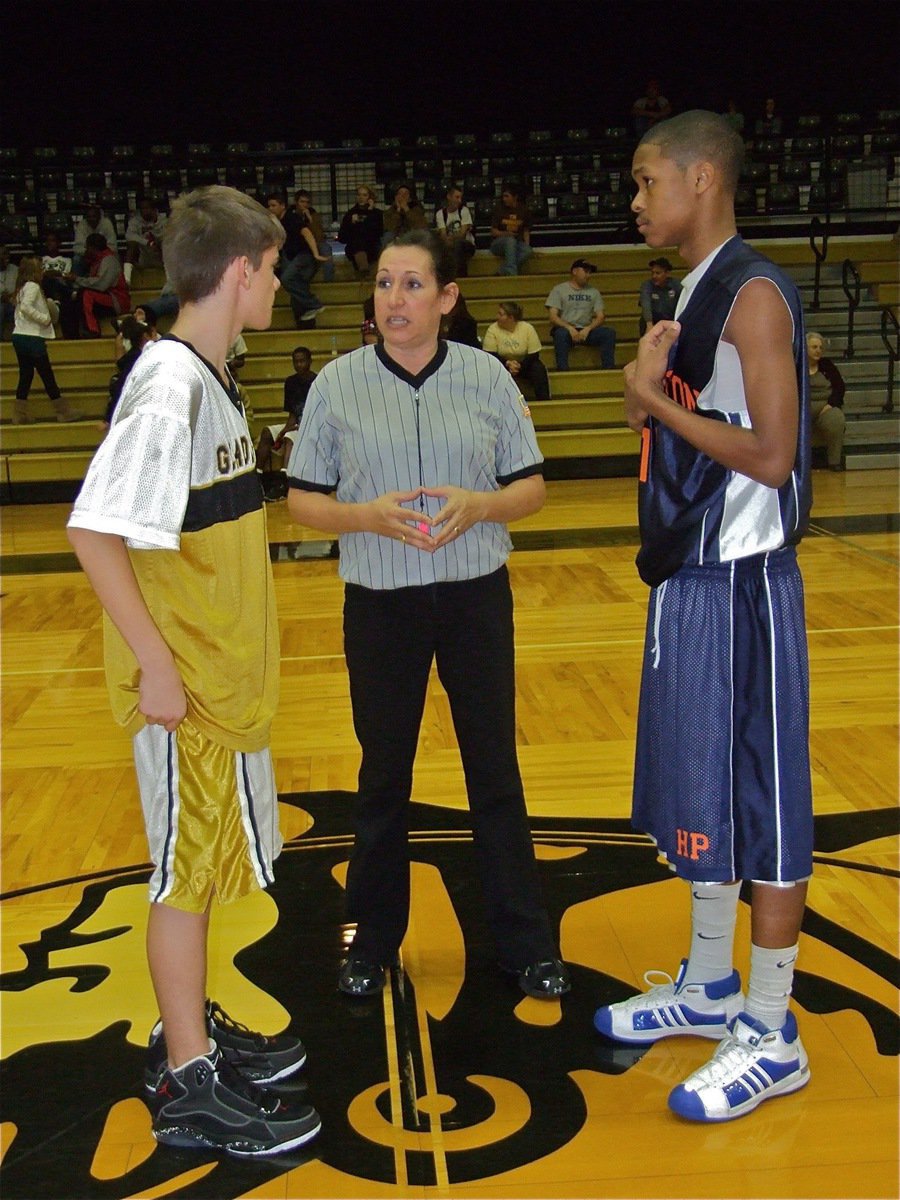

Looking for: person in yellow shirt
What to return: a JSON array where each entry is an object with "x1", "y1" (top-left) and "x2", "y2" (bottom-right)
[{"x1": 482, "y1": 301, "x2": 551, "y2": 399}]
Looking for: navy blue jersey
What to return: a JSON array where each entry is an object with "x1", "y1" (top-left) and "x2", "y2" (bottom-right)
[{"x1": 636, "y1": 237, "x2": 811, "y2": 587}]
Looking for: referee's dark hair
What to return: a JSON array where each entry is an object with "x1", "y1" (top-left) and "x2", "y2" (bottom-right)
[{"x1": 380, "y1": 229, "x2": 456, "y2": 288}]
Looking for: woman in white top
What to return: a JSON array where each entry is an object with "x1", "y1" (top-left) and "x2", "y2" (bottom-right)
[
  {"x1": 11, "y1": 257, "x2": 81, "y2": 423},
  {"x1": 482, "y1": 301, "x2": 551, "y2": 399}
]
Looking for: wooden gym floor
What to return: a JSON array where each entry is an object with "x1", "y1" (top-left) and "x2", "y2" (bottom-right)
[{"x1": 1, "y1": 470, "x2": 897, "y2": 1199}]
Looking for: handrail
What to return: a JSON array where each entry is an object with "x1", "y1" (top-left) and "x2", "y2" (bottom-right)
[
  {"x1": 880, "y1": 306, "x2": 899, "y2": 414},
  {"x1": 841, "y1": 258, "x2": 862, "y2": 359},
  {"x1": 809, "y1": 216, "x2": 829, "y2": 310}
]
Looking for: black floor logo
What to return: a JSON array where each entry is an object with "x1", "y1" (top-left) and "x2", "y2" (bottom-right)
[{"x1": 1, "y1": 795, "x2": 897, "y2": 1199}]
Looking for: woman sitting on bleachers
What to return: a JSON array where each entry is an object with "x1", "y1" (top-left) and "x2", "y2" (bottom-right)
[
  {"x1": 482, "y1": 301, "x2": 551, "y2": 400},
  {"x1": 806, "y1": 330, "x2": 846, "y2": 471},
  {"x1": 339, "y1": 185, "x2": 384, "y2": 278}
]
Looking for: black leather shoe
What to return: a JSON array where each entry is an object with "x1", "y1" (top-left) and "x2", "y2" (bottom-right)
[
  {"x1": 338, "y1": 955, "x2": 386, "y2": 996},
  {"x1": 517, "y1": 958, "x2": 571, "y2": 999}
]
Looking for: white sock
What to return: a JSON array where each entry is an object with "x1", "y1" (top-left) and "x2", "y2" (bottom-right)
[
  {"x1": 682, "y1": 881, "x2": 741, "y2": 985},
  {"x1": 745, "y1": 942, "x2": 798, "y2": 1030},
  {"x1": 123, "y1": 261, "x2": 133, "y2": 283}
]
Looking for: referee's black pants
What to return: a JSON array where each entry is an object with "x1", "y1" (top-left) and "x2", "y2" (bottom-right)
[{"x1": 342, "y1": 566, "x2": 556, "y2": 969}]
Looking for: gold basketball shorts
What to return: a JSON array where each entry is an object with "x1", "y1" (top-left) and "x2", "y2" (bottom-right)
[{"x1": 133, "y1": 718, "x2": 283, "y2": 912}]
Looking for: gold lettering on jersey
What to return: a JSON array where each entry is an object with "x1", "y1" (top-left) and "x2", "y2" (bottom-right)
[{"x1": 215, "y1": 435, "x2": 252, "y2": 475}]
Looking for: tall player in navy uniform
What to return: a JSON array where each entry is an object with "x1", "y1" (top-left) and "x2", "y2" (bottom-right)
[{"x1": 593, "y1": 111, "x2": 814, "y2": 1122}]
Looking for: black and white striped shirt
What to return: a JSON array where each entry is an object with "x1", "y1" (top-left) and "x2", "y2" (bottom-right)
[{"x1": 287, "y1": 341, "x2": 543, "y2": 589}]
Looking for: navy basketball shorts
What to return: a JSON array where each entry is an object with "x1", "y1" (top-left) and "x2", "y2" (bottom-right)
[{"x1": 632, "y1": 547, "x2": 813, "y2": 884}]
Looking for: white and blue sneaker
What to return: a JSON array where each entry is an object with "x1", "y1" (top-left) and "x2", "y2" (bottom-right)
[
  {"x1": 594, "y1": 959, "x2": 744, "y2": 1044},
  {"x1": 668, "y1": 1011, "x2": 810, "y2": 1122}
]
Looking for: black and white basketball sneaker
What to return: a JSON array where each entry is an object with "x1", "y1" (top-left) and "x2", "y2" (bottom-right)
[
  {"x1": 152, "y1": 1047, "x2": 321, "y2": 1157},
  {"x1": 145, "y1": 999, "x2": 307, "y2": 1094}
]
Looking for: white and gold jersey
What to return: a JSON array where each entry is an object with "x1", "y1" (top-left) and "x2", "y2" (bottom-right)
[{"x1": 69, "y1": 337, "x2": 278, "y2": 751}]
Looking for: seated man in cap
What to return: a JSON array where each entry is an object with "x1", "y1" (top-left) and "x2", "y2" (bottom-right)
[
  {"x1": 545, "y1": 258, "x2": 617, "y2": 370},
  {"x1": 638, "y1": 257, "x2": 682, "y2": 335}
]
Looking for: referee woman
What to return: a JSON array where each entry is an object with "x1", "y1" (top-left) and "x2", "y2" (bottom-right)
[{"x1": 287, "y1": 230, "x2": 569, "y2": 1001}]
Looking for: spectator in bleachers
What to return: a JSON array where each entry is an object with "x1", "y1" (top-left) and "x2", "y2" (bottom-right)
[
  {"x1": 140, "y1": 275, "x2": 180, "y2": 321},
  {"x1": 362, "y1": 315, "x2": 380, "y2": 345},
  {"x1": 123, "y1": 198, "x2": 167, "y2": 284},
  {"x1": 72, "y1": 204, "x2": 118, "y2": 275},
  {"x1": 255, "y1": 346, "x2": 317, "y2": 501},
  {"x1": 632, "y1": 80, "x2": 672, "y2": 137},
  {"x1": 41, "y1": 231, "x2": 80, "y2": 338},
  {"x1": 339, "y1": 185, "x2": 383, "y2": 278},
  {"x1": 638, "y1": 257, "x2": 682, "y2": 335},
  {"x1": 441, "y1": 292, "x2": 479, "y2": 347},
  {"x1": 41, "y1": 231, "x2": 71, "y2": 281},
  {"x1": 722, "y1": 98, "x2": 745, "y2": 135},
  {"x1": 546, "y1": 258, "x2": 616, "y2": 370},
  {"x1": 482, "y1": 301, "x2": 551, "y2": 400},
  {"x1": 754, "y1": 97, "x2": 782, "y2": 137},
  {"x1": 1, "y1": 244, "x2": 19, "y2": 337},
  {"x1": 382, "y1": 183, "x2": 427, "y2": 247},
  {"x1": 489, "y1": 184, "x2": 532, "y2": 276},
  {"x1": 806, "y1": 331, "x2": 846, "y2": 471},
  {"x1": 283, "y1": 345, "x2": 317, "y2": 421},
  {"x1": 68, "y1": 233, "x2": 131, "y2": 337},
  {"x1": 435, "y1": 185, "x2": 476, "y2": 278},
  {"x1": 266, "y1": 191, "x2": 328, "y2": 327},
  {"x1": 104, "y1": 315, "x2": 154, "y2": 429},
  {"x1": 295, "y1": 190, "x2": 334, "y2": 282},
  {"x1": 361, "y1": 294, "x2": 381, "y2": 344},
  {"x1": 11, "y1": 256, "x2": 82, "y2": 422},
  {"x1": 114, "y1": 306, "x2": 160, "y2": 359},
  {"x1": 226, "y1": 333, "x2": 248, "y2": 378}
]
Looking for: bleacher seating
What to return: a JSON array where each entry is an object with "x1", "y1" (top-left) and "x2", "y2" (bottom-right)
[
  {"x1": 791, "y1": 136, "x2": 822, "y2": 160},
  {"x1": 796, "y1": 114, "x2": 823, "y2": 134},
  {"x1": 557, "y1": 192, "x2": 589, "y2": 219},
  {"x1": 186, "y1": 164, "x2": 219, "y2": 188},
  {"x1": 524, "y1": 195, "x2": 548, "y2": 221},
  {"x1": 580, "y1": 170, "x2": 612, "y2": 194},
  {"x1": 71, "y1": 169, "x2": 105, "y2": 192},
  {"x1": 40, "y1": 212, "x2": 75, "y2": 241},
  {"x1": 833, "y1": 133, "x2": 864, "y2": 158},
  {"x1": 808, "y1": 179, "x2": 846, "y2": 209},
  {"x1": 765, "y1": 182, "x2": 801, "y2": 214},
  {"x1": 0, "y1": 213, "x2": 31, "y2": 243},
  {"x1": 110, "y1": 166, "x2": 142, "y2": 190},
  {"x1": 0, "y1": 118, "x2": 895, "y2": 263},
  {"x1": 734, "y1": 184, "x2": 758, "y2": 215},
  {"x1": 779, "y1": 160, "x2": 812, "y2": 184},
  {"x1": 2, "y1": 235, "x2": 898, "y2": 501},
  {"x1": 0, "y1": 123, "x2": 894, "y2": 259}
]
